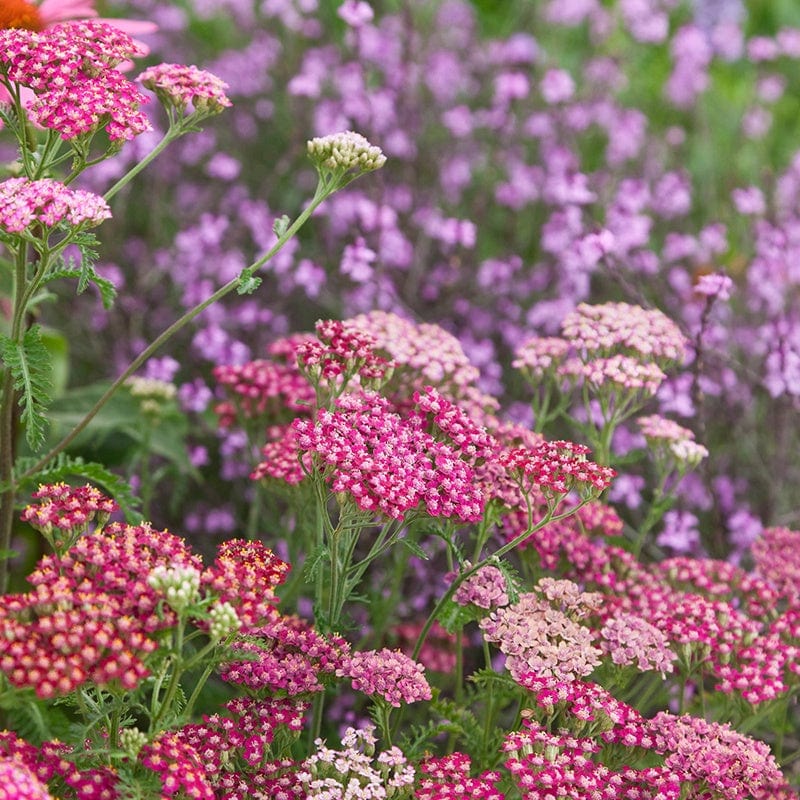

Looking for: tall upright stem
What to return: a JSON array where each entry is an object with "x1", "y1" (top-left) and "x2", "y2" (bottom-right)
[{"x1": 0, "y1": 246, "x2": 30, "y2": 593}]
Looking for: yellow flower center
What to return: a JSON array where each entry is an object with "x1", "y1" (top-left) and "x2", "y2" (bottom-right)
[{"x1": 0, "y1": 0, "x2": 44, "y2": 30}]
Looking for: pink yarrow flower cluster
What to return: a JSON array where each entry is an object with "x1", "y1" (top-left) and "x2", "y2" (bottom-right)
[
  {"x1": 0, "y1": 178, "x2": 110, "y2": 235},
  {"x1": 499, "y1": 439, "x2": 615, "y2": 500},
  {"x1": 599, "y1": 613, "x2": 677, "y2": 675},
  {"x1": 417, "y1": 753, "x2": 504, "y2": 800},
  {"x1": 0, "y1": 22, "x2": 151, "y2": 141},
  {"x1": 561, "y1": 301, "x2": 688, "y2": 365},
  {"x1": 349, "y1": 310, "x2": 482, "y2": 400},
  {"x1": 479, "y1": 589, "x2": 602, "y2": 682},
  {"x1": 292, "y1": 391, "x2": 484, "y2": 522},
  {"x1": 453, "y1": 563, "x2": 510, "y2": 610},
  {"x1": 21, "y1": 482, "x2": 117, "y2": 546},
  {"x1": 0, "y1": 759, "x2": 54, "y2": 800},
  {"x1": 337, "y1": 648, "x2": 431, "y2": 707},
  {"x1": 296, "y1": 318, "x2": 394, "y2": 388},
  {"x1": 138, "y1": 62, "x2": 232, "y2": 115},
  {"x1": 513, "y1": 336, "x2": 570, "y2": 379}
]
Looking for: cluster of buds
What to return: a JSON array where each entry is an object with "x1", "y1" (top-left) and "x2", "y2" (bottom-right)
[
  {"x1": 147, "y1": 564, "x2": 201, "y2": 614},
  {"x1": 307, "y1": 131, "x2": 387, "y2": 187},
  {"x1": 138, "y1": 62, "x2": 232, "y2": 118}
]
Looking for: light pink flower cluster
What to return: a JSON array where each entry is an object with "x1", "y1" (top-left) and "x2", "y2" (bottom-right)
[
  {"x1": 653, "y1": 712, "x2": 792, "y2": 799},
  {"x1": 292, "y1": 391, "x2": 484, "y2": 522},
  {"x1": 220, "y1": 615, "x2": 349, "y2": 695},
  {"x1": 638, "y1": 414, "x2": 709, "y2": 466},
  {"x1": 138, "y1": 62, "x2": 231, "y2": 114},
  {"x1": 417, "y1": 753, "x2": 504, "y2": 800},
  {"x1": 560, "y1": 353, "x2": 666, "y2": 394},
  {"x1": 0, "y1": 178, "x2": 111, "y2": 234},
  {"x1": 0, "y1": 22, "x2": 151, "y2": 140},
  {"x1": 453, "y1": 564, "x2": 510, "y2": 610},
  {"x1": 21, "y1": 482, "x2": 117, "y2": 544},
  {"x1": 296, "y1": 318, "x2": 394, "y2": 388},
  {"x1": 0, "y1": 759, "x2": 53, "y2": 800},
  {"x1": 751, "y1": 526, "x2": 800, "y2": 600},
  {"x1": 140, "y1": 733, "x2": 214, "y2": 800},
  {"x1": 202, "y1": 539, "x2": 291, "y2": 631},
  {"x1": 349, "y1": 310, "x2": 482, "y2": 399},
  {"x1": 479, "y1": 591, "x2": 601, "y2": 681},
  {"x1": 513, "y1": 336, "x2": 570, "y2": 379},
  {"x1": 337, "y1": 648, "x2": 431, "y2": 707},
  {"x1": 599, "y1": 613, "x2": 677, "y2": 675},
  {"x1": 499, "y1": 439, "x2": 616, "y2": 499},
  {"x1": 561, "y1": 301, "x2": 687, "y2": 365}
]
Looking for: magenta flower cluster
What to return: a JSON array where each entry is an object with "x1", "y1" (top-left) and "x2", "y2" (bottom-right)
[
  {"x1": 0, "y1": 21, "x2": 151, "y2": 140},
  {"x1": 292, "y1": 391, "x2": 485, "y2": 521}
]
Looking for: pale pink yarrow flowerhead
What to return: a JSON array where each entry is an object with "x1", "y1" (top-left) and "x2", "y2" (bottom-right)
[
  {"x1": 0, "y1": 178, "x2": 110, "y2": 234},
  {"x1": 559, "y1": 354, "x2": 667, "y2": 395},
  {"x1": 453, "y1": 564, "x2": 510, "y2": 610},
  {"x1": 600, "y1": 613, "x2": 677, "y2": 676},
  {"x1": 0, "y1": 759, "x2": 54, "y2": 800},
  {"x1": 138, "y1": 63, "x2": 232, "y2": 115},
  {"x1": 561, "y1": 301, "x2": 687, "y2": 365},
  {"x1": 338, "y1": 648, "x2": 432, "y2": 707},
  {"x1": 512, "y1": 336, "x2": 570, "y2": 379}
]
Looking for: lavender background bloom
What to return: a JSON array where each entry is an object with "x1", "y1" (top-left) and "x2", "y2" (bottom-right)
[{"x1": 42, "y1": 0, "x2": 800, "y2": 559}]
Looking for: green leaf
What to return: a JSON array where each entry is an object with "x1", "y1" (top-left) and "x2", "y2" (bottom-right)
[
  {"x1": 396, "y1": 535, "x2": 429, "y2": 560},
  {"x1": 236, "y1": 265, "x2": 262, "y2": 295},
  {"x1": 14, "y1": 454, "x2": 142, "y2": 522},
  {"x1": 273, "y1": 214, "x2": 290, "y2": 237},
  {"x1": 0, "y1": 325, "x2": 53, "y2": 450},
  {"x1": 44, "y1": 265, "x2": 117, "y2": 310}
]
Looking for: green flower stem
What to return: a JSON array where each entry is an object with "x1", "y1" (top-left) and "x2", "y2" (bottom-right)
[
  {"x1": 412, "y1": 498, "x2": 589, "y2": 662},
  {"x1": 0, "y1": 244, "x2": 32, "y2": 594},
  {"x1": 15, "y1": 178, "x2": 330, "y2": 490}
]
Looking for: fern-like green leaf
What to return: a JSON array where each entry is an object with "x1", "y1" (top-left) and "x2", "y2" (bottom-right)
[
  {"x1": 45, "y1": 265, "x2": 117, "y2": 310},
  {"x1": 0, "y1": 325, "x2": 53, "y2": 450},
  {"x1": 14, "y1": 454, "x2": 141, "y2": 522}
]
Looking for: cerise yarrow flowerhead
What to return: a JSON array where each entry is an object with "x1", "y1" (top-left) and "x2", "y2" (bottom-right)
[
  {"x1": 21, "y1": 481, "x2": 118, "y2": 553},
  {"x1": 0, "y1": 178, "x2": 110, "y2": 238},
  {"x1": 498, "y1": 439, "x2": 615, "y2": 503},
  {"x1": 0, "y1": 22, "x2": 151, "y2": 142},
  {"x1": 138, "y1": 62, "x2": 232, "y2": 117},
  {"x1": 0, "y1": 758, "x2": 54, "y2": 800},
  {"x1": 292, "y1": 391, "x2": 484, "y2": 522}
]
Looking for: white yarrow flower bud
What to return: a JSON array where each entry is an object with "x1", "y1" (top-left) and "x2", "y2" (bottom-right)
[
  {"x1": 147, "y1": 565, "x2": 201, "y2": 612},
  {"x1": 208, "y1": 600, "x2": 242, "y2": 641},
  {"x1": 307, "y1": 131, "x2": 386, "y2": 175}
]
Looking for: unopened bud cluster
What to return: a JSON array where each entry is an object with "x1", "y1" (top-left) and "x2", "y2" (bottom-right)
[
  {"x1": 208, "y1": 601, "x2": 242, "y2": 641},
  {"x1": 147, "y1": 565, "x2": 201, "y2": 613},
  {"x1": 307, "y1": 131, "x2": 386, "y2": 175},
  {"x1": 119, "y1": 727, "x2": 149, "y2": 758}
]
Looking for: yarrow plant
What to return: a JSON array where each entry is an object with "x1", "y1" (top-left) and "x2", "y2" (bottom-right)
[{"x1": 2, "y1": 0, "x2": 800, "y2": 798}]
